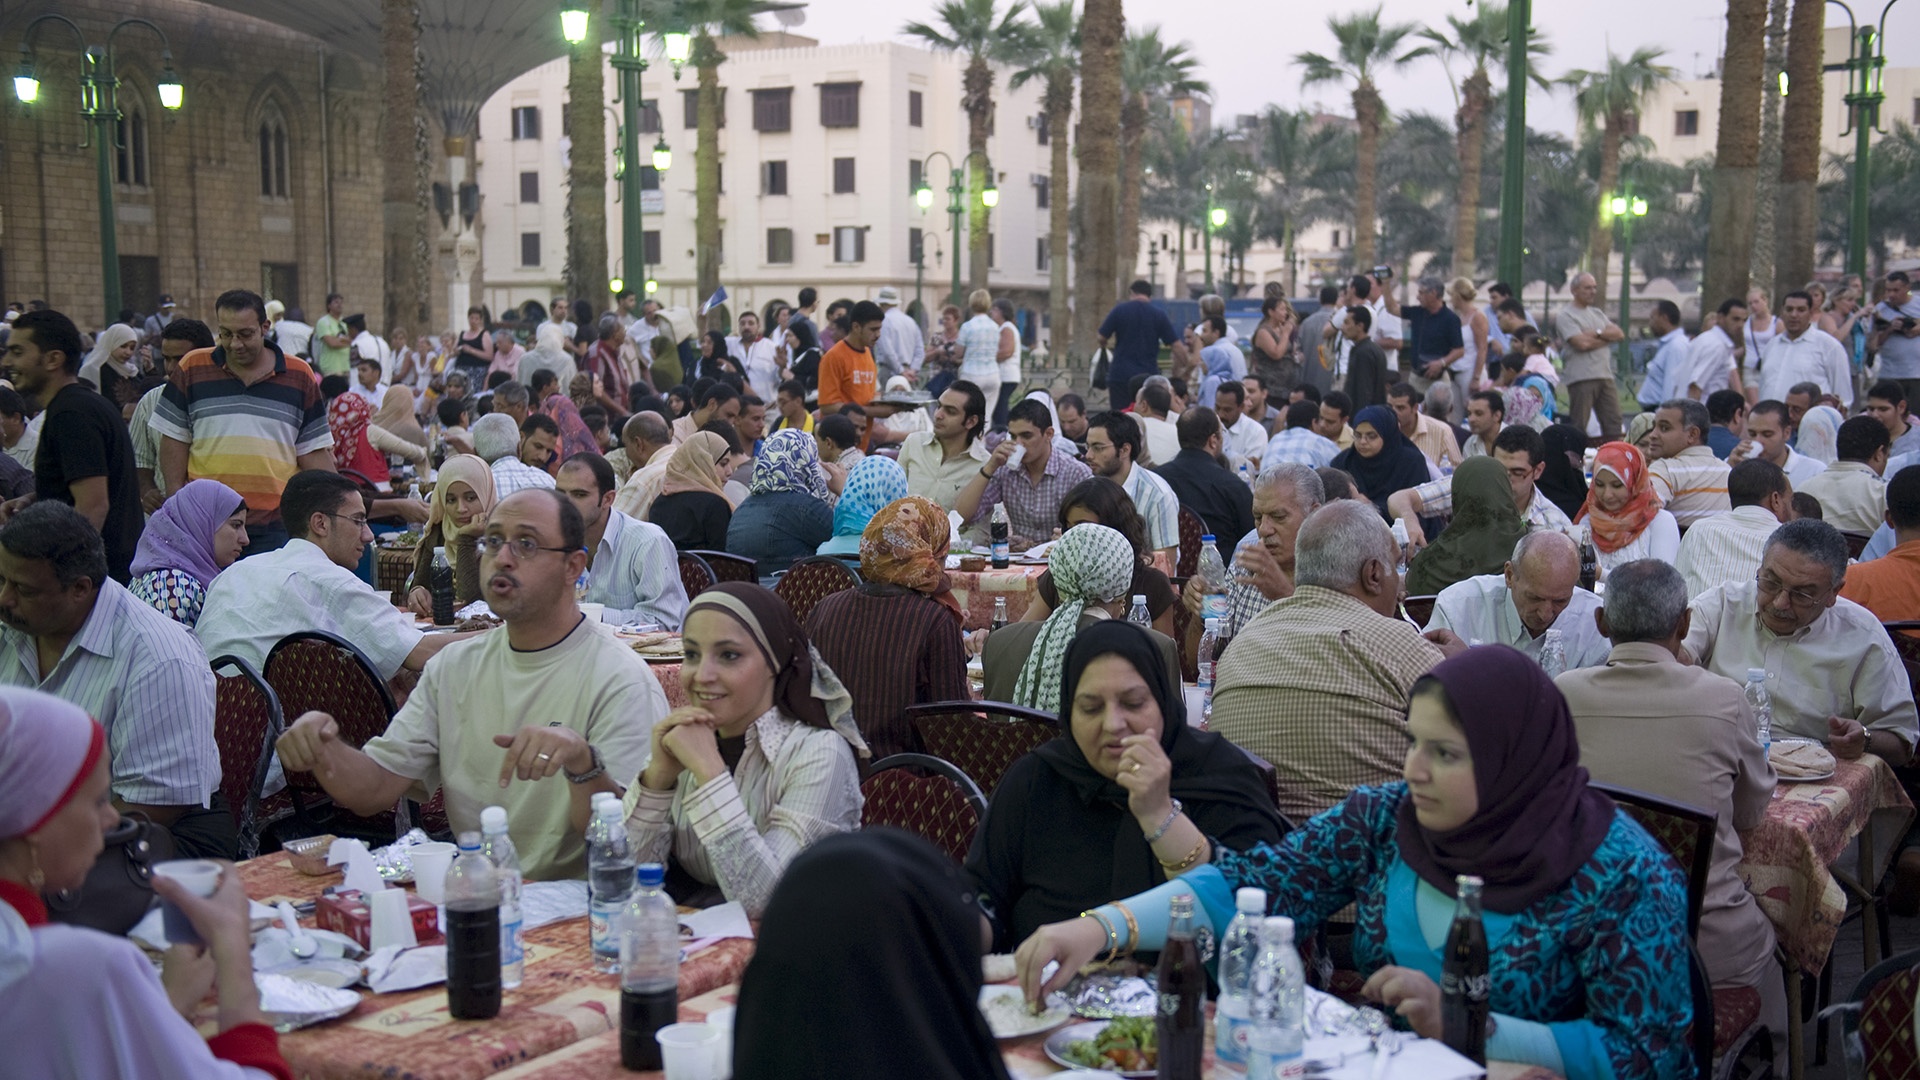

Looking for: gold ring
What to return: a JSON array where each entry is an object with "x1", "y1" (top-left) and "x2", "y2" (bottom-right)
[
  {"x1": 1129, "y1": 762, "x2": 1141, "y2": 773},
  {"x1": 537, "y1": 751, "x2": 553, "y2": 762}
]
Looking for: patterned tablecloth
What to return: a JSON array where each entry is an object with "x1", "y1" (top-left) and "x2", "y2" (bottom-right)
[
  {"x1": 1739, "y1": 754, "x2": 1915, "y2": 974},
  {"x1": 229, "y1": 854, "x2": 752, "y2": 1080},
  {"x1": 948, "y1": 563, "x2": 1050, "y2": 630}
]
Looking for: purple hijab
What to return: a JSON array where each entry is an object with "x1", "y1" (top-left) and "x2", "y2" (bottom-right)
[
  {"x1": 1394, "y1": 644, "x2": 1617, "y2": 914},
  {"x1": 129, "y1": 479, "x2": 246, "y2": 587}
]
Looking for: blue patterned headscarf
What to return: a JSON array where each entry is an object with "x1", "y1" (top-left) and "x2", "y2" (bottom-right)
[
  {"x1": 832, "y1": 456, "x2": 908, "y2": 538},
  {"x1": 751, "y1": 428, "x2": 830, "y2": 501}
]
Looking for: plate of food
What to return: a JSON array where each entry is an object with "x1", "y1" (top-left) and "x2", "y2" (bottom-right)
[
  {"x1": 1770, "y1": 738, "x2": 1836, "y2": 782},
  {"x1": 627, "y1": 630, "x2": 685, "y2": 662},
  {"x1": 978, "y1": 984, "x2": 1073, "y2": 1039},
  {"x1": 1045, "y1": 1016, "x2": 1157, "y2": 1076}
]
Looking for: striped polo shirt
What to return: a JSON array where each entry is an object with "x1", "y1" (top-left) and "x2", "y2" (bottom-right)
[
  {"x1": 1648, "y1": 445, "x2": 1732, "y2": 527},
  {"x1": 150, "y1": 342, "x2": 332, "y2": 524}
]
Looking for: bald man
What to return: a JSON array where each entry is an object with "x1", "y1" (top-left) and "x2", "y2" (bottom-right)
[
  {"x1": 1424, "y1": 531, "x2": 1612, "y2": 671},
  {"x1": 1555, "y1": 272, "x2": 1627, "y2": 442}
]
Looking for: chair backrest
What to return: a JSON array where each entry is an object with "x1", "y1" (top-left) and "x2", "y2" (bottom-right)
[
  {"x1": 209, "y1": 655, "x2": 288, "y2": 859},
  {"x1": 1845, "y1": 947, "x2": 1920, "y2": 1075},
  {"x1": 1883, "y1": 622, "x2": 1920, "y2": 692},
  {"x1": 860, "y1": 753, "x2": 988, "y2": 864},
  {"x1": 263, "y1": 631, "x2": 398, "y2": 793},
  {"x1": 774, "y1": 556, "x2": 862, "y2": 624},
  {"x1": 1176, "y1": 506, "x2": 1206, "y2": 578},
  {"x1": 1843, "y1": 530, "x2": 1873, "y2": 559},
  {"x1": 678, "y1": 551, "x2": 718, "y2": 598},
  {"x1": 1168, "y1": 575, "x2": 1198, "y2": 683},
  {"x1": 906, "y1": 699, "x2": 1059, "y2": 796},
  {"x1": 1402, "y1": 594, "x2": 1438, "y2": 628},
  {"x1": 1592, "y1": 783, "x2": 1716, "y2": 938},
  {"x1": 687, "y1": 549, "x2": 758, "y2": 584}
]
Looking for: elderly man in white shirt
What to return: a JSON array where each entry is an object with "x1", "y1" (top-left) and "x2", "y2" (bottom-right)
[
  {"x1": 1683, "y1": 518, "x2": 1917, "y2": 763},
  {"x1": 1757, "y1": 290, "x2": 1853, "y2": 406},
  {"x1": 474, "y1": 412, "x2": 557, "y2": 497},
  {"x1": 1675, "y1": 457, "x2": 1794, "y2": 599},
  {"x1": 555, "y1": 454, "x2": 690, "y2": 630},
  {"x1": 1424, "y1": 531, "x2": 1611, "y2": 672},
  {"x1": 872, "y1": 287, "x2": 925, "y2": 385}
]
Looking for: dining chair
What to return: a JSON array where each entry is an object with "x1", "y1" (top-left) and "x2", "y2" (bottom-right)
[
  {"x1": 210, "y1": 654, "x2": 303, "y2": 857},
  {"x1": 263, "y1": 630, "x2": 415, "y2": 841},
  {"x1": 1401, "y1": 594, "x2": 1439, "y2": 628},
  {"x1": 686, "y1": 549, "x2": 758, "y2": 585},
  {"x1": 859, "y1": 753, "x2": 988, "y2": 865},
  {"x1": 677, "y1": 551, "x2": 718, "y2": 599},
  {"x1": 1842, "y1": 531, "x2": 1873, "y2": 561},
  {"x1": 905, "y1": 700, "x2": 1058, "y2": 797},
  {"x1": 1167, "y1": 575, "x2": 1199, "y2": 684},
  {"x1": 1176, "y1": 507, "x2": 1206, "y2": 579},
  {"x1": 1824, "y1": 947, "x2": 1920, "y2": 1078},
  {"x1": 774, "y1": 556, "x2": 862, "y2": 624}
]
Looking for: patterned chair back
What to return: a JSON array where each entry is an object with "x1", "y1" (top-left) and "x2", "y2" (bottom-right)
[
  {"x1": 774, "y1": 556, "x2": 862, "y2": 624},
  {"x1": 678, "y1": 551, "x2": 718, "y2": 599},
  {"x1": 1402, "y1": 594, "x2": 1438, "y2": 628},
  {"x1": 1176, "y1": 507, "x2": 1206, "y2": 579},
  {"x1": 264, "y1": 631, "x2": 398, "y2": 797},
  {"x1": 1168, "y1": 575, "x2": 1198, "y2": 683},
  {"x1": 1844, "y1": 530, "x2": 1874, "y2": 560},
  {"x1": 859, "y1": 753, "x2": 988, "y2": 864},
  {"x1": 1847, "y1": 948, "x2": 1920, "y2": 1078},
  {"x1": 210, "y1": 655, "x2": 296, "y2": 858},
  {"x1": 906, "y1": 700, "x2": 1059, "y2": 796},
  {"x1": 687, "y1": 549, "x2": 758, "y2": 585},
  {"x1": 1884, "y1": 623, "x2": 1920, "y2": 699}
]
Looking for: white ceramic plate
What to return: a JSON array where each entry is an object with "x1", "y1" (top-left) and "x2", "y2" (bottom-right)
[{"x1": 978, "y1": 983, "x2": 1073, "y2": 1039}]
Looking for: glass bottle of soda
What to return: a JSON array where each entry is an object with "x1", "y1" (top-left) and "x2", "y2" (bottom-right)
[
  {"x1": 619, "y1": 863, "x2": 680, "y2": 1070},
  {"x1": 1441, "y1": 873, "x2": 1489, "y2": 1065},
  {"x1": 1156, "y1": 893, "x2": 1205, "y2": 1080},
  {"x1": 990, "y1": 502, "x2": 1011, "y2": 568},
  {"x1": 443, "y1": 832, "x2": 501, "y2": 1020},
  {"x1": 990, "y1": 596, "x2": 1009, "y2": 633},
  {"x1": 1577, "y1": 524, "x2": 1598, "y2": 592},
  {"x1": 430, "y1": 546, "x2": 457, "y2": 626}
]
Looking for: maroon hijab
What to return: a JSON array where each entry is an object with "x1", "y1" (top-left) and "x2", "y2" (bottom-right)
[{"x1": 1394, "y1": 645, "x2": 1617, "y2": 914}]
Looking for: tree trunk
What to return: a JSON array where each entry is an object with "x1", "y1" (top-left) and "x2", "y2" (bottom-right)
[
  {"x1": 965, "y1": 57, "x2": 993, "y2": 294},
  {"x1": 1351, "y1": 80, "x2": 1382, "y2": 271},
  {"x1": 1705, "y1": 0, "x2": 1768, "y2": 310},
  {"x1": 1175, "y1": 221, "x2": 1187, "y2": 296},
  {"x1": 1071, "y1": 0, "x2": 1124, "y2": 361},
  {"x1": 1588, "y1": 118, "x2": 1623, "y2": 297},
  {"x1": 1453, "y1": 67, "x2": 1491, "y2": 277},
  {"x1": 1116, "y1": 95, "x2": 1147, "y2": 299},
  {"x1": 1774, "y1": 0, "x2": 1824, "y2": 296},
  {"x1": 381, "y1": 0, "x2": 427, "y2": 335},
  {"x1": 1284, "y1": 220, "x2": 1297, "y2": 298},
  {"x1": 1046, "y1": 77, "x2": 1073, "y2": 356},
  {"x1": 565, "y1": 33, "x2": 609, "y2": 314},
  {"x1": 1750, "y1": 0, "x2": 1789, "y2": 293},
  {"x1": 695, "y1": 51, "x2": 722, "y2": 304}
]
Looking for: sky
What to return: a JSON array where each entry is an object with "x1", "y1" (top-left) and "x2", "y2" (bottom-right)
[{"x1": 786, "y1": 0, "x2": 1920, "y2": 138}]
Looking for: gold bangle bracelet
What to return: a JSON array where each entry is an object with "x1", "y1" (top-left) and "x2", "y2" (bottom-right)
[
  {"x1": 1080, "y1": 909, "x2": 1120, "y2": 963},
  {"x1": 1112, "y1": 902, "x2": 1140, "y2": 958},
  {"x1": 1158, "y1": 838, "x2": 1206, "y2": 874}
]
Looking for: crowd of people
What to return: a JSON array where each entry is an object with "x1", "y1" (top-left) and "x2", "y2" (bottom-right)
[{"x1": 3, "y1": 266, "x2": 1920, "y2": 1078}]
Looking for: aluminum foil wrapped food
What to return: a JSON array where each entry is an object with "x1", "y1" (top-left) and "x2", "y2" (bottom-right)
[{"x1": 371, "y1": 829, "x2": 432, "y2": 883}]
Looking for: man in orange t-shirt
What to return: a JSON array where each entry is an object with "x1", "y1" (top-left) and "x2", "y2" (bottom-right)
[{"x1": 816, "y1": 300, "x2": 885, "y2": 412}]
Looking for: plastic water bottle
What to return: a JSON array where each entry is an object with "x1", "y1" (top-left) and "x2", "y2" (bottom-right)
[
  {"x1": 1745, "y1": 668, "x2": 1773, "y2": 750},
  {"x1": 443, "y1": 832, "x2": 501, "y2": 1020},
  {"x1": 1127, "y1": 594, "x2": 1151, "y2": 627},
  {"x1": 1197, "y1": 535, "x2": 1230, "y2": 624},
  {"x1": 1237, "y1": 460, "x2": 1253, "y2": 487},
  {"x1": 478, "y1": 806, "x2": 523, "y2": 990},
  {"x1": 1538, "y1": 628, "x2": 1567, "y2": 678},
  {"x1": 430, "y1": 545, "x2": 457, "y2": 626},
  {"x1": 587, "y1": 796, "x2": 634, "y2": 974},
  {"x1": 1215, "y1": 887, "x2": 1269, "y2": 1074},
  {"x1": 574, "y1": 568, "x2": 591, "y2": 603},
  {"x1": 1390, "y1": 519, "x2": 1411, "y2": 577},
  {"x1": 1197, "y1": 617, "x2": 1221, "y2": 727},
  {"x1": 619, "y1": 863, "x2": 680, "y2": 1071},
  {"x1": 990, "y1": 502, "x2": 1011, "y2": 568},
  {"x1": 1245, "y1": 916, "x2": 1305, "y2": 1080}
]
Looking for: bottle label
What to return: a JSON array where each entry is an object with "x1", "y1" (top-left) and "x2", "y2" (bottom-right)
[
  {"x1": 589, "y1": 906, "x2": 614, "y2": 956},
  {"x1": 502, "y1": 912, "x2": 524, "y2": 967},
  {"x1": 1202, "y1": 592, "x2": 1230, "y2": 623},
  {"x1": 1442, "y1": 970, "x2": 1490, "y2": 1001},
  {"x1": 1214, "y1": 1012, "x2": 1250, "y2": 1068}
]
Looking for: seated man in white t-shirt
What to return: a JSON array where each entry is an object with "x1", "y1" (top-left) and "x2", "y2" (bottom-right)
[{"x1": 274, "y1": 488, "x2": 666, "y2": 880}]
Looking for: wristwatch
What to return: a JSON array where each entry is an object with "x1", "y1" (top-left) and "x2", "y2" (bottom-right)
[{"x1": 564, "y1": 743, "x2": 607, "y2": 784}]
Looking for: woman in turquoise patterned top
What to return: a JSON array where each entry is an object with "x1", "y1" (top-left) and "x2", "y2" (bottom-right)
[
  {"x1": 1014, "y1": 645, "x2": 1694, "y2": 1080},
  {"x1": 128, "y1": 479, "x2": 249, "y2": 629}
]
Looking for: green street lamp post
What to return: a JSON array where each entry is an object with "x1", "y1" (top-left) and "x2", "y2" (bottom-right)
[
  {"x1": 1826, "y1": 0, "x2": 1900, "y2": 280},
  {"x1": 913, "y1": 150, "x2": 997, "y2": 309},
  {"x1": 563, "y1": 2, "x2": 673, "y2": 303},
  {"x1": 1496, "y1": 0, "x2": 1531, "y2": 286},
  {"x1": 1203, "y1": 185, "x2": 1227, "y2": 296},
  {"x1": 1611, "y1": 191, "x2": 1648, "y2": 375},
  {"x1": 14, "y1": 14, "x2": 183, "y2": 324}
]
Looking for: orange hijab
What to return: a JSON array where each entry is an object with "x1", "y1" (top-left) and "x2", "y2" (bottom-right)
[
  {"x1": 860, "y1": 496, "x2": 964, "y2": 625},
  {"x1": 1576, "y1": 441, "x2": 1663, "y2": 554}
]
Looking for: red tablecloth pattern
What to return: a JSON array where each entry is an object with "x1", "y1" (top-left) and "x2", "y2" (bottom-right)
[
  {"x1": 1739, "y1": 754, "x2": 1915, "y2": 973},
  {"x1": 949, "y1": 563, "x2": 1050, "y2": 630},
  {"x1": 231, "y1": 854, "x2": 751, "y2": 1080}
]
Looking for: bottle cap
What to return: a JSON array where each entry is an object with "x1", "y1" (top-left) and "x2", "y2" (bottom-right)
[
  {"x1": 595, "y1": 798, "x2": 624, "y2": 821},
  {"x1": 1200, "y1": 534, "x2": 1216, "y2": 543},
  {"x1": 480, "y1": 806, "x2": 508, "y2": 831},
  {"x1": 1204, "y1": 617, "x2": 1220, "y2": 630},
  {"x1": 434, "y1": 545, "x2": 447, "y2": 559},
  {"x1": 1132, "y1": 594, "x2": 1147, "y2": 605},
  {"x1": 1747, "y1": 667, "x2": 1767, "y2": 682},
  {"x1": 1455, "y1": 873, "x2": 1484, "y2": 891},
  {"x1": 1262, "y1": 915, "x2": 1295, "y2": 942},
  {"x1": 635, "y1": 863, "x2": 665, "y2": 887},
  {"x1": 456, "y1": 831, "x2": 482, "y2": 852},
  {"x1": 1235, "y1": 887, "x2": 1266, "y2": 913}
]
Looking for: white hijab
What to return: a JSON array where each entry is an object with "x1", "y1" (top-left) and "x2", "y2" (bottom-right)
[{"x1": 78, "y1": 323, "x2": 140, "y2": 388}]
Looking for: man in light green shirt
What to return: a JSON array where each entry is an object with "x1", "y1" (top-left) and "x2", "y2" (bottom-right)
[{"x1": 313, "y1": 291, "x2": 351, "y2": 376}]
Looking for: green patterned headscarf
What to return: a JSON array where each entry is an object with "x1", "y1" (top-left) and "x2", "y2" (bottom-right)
[{"x1": 1010, "y1": 524, "x2": 1137, "y2": 710}]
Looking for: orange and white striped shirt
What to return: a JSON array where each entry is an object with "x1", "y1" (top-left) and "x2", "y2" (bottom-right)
[{"x1": 1648, "y1": 445, "x2": 1731, "y2": 526}]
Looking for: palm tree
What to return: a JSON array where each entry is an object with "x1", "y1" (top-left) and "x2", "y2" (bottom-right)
[
  {"x1": 1420, "y1": 2, "x2": 1551, "y2": 278},
  {"x1": 565, "y1": 12, "x2": 608, "y2": 314},
  {"x1": 1119, "y1": 28, "x2": 1207, "y2": 296},
  {"x1": 1750, "y1": 0, "x2": 1789, "y2": 290},
  {"x1": 1253, "y1": 108, "x2": 1350, "y2": 296},
  {"x1": 1009, "y1": 0, "x2": 1079, "y2": 354},
  {"x1": 1560, "y1": 46, "x2": 1675, "y2": 295},
  {"x1": 1296, "y1": 6, "x2": 1430, "y2": 273},
  {"x1": 1705, "y1": 0, "x2": 1769, "y2": 309},
  {"x1": 906, "y1": 0, "x2": 1033, "y2": 294},
  {"x1": 1069, "y1": 0, "x2": 1122, "y2": 360},
  {"x1": 1775, "y1": 0, "x2": 1826, "y2": 295},
  {"x1": 381, "y1": 0, "x2": 429, "y2": 334}
]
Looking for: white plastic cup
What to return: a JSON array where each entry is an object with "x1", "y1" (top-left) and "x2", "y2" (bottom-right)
[
  {"x1": 704, "y1": 1006, "x2": 736, "y2": 1078},
  {"x1": 1182, "y1": 686, "x2": 1206, "y2": 726},
  {"x1": 367, "y1": 886, "x2": 419, "y2": 950},
  {"x1": 656, "y1": 1022, "x2": 723, "y2": 1080},
  {"x1": 579, "y1": 602, "x2": 606, "y2": 624},
  {"x1": 409, "y1": 842, "x2": 456, "y2": 905},
  {"x1": 1004, "y1": 443, "x2": 1026, "y2": 470},
  {"x1": 152, "y1": 859, "x2": 221, "y2": 946}
]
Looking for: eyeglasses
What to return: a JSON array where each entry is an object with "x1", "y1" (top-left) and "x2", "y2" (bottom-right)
[
  {"x1": 477, "y1": 535, "x2": 578, "y2": 559},
  {"x1": 1755, "y1": 572, "x2": 1828, "y2": 609},
  {"x1": 324, "y1": 512, "x2": 371, "y2": 529}
]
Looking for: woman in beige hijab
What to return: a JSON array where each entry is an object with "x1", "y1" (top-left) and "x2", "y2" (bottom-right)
[{"x1": 648, "y1": 431, "x2": 734, "y2": 550}]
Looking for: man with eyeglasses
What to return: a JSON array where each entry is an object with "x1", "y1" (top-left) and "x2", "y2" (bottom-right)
[
  {"x1": 276, "y1": 486, "x2": 664, "y2": 880},
  {"x1": 1682, "y1": 518, "x2": 1917, "y2": 763},
  {"x1": 196, "y1": 471, "x2": 475, "y2": 685}
]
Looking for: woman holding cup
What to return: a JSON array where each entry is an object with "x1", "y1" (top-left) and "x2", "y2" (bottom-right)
[{"x1": 0, "y1": 687, "x2": 292, "y2": 1079}]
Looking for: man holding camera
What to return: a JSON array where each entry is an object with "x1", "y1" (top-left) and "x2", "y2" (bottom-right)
[{"x1": 1874, "y1": 271, "x2": 1920, "y2": 409}]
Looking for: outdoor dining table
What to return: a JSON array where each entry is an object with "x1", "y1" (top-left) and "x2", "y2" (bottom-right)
[{"x1": 947, "y1": 562, "x2": 1051, "y2": 630}]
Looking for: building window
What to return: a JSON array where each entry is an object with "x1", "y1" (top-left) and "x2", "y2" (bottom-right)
[
  {"x1": 767, "y1": 227, "x2": 794, "y2": 264},
  {"x1": 639, "y1": 99, "x2": 662, "y2": 134},
  {"x1": 1035, "y1": 175, "x2": 1049, "y2": 209},
  {"x1": 762, "y1": 160, "x2": 788, "y2": 195},
  {"x1": 511, "y1": 106, "x2": 541, "y2": 140},
  {"x1": 520, "y1": 232, "x2": 541, "y2": 267},
  {"x1": 683, "y1": 88, "x2": 725, "y2": 129},
  {"x1": 1674, "y1": 109, "x2": 1699, "y2": 137},
  {"x1": 1912, "y1": 97, "x2": 1919, "y2": 125},
  {"x1": 909, "y1": 227, "x2": 924, "y2": 264},
  {"x1": 909, "y1": 90, "x2": 923, "y2": 127},
  {"x1": 643, "y1": 230, "x2": 661, "y2": 266},
  {"x1": 519, "y1": 171, "x2": 540, "y2": 203},
  {"x1": 261, "y1": 262, "x2": 299, "y2": 308},
  {"x1": 820, "y1": 82, "x2": 861, "y2": 128},
  {"x1": 909, "y1": 159, "x2": 924, "y2": 197},
  {"x1": 1035, "y1": 111, "x2": 1049, "y2": 145},
  {"x1": 752, "y1": 88, "x2": 792, "y2": 132},
  {"x1": 1332, "y1": 229, "x2": 1342, "y2": 248},
  {"x1": 640, "y1": 165, "x2": 660, "y2": 192},
  {"x1": 833, "y1": 157, "x2": 856, "y2": 194},
  {"x1": 116, "y1": 109, "x2": 150, "y2": 188},
  {"x1": 1036, "y1": 237, "x2": 1049, "y2": 271},
  {"x1": 258, "y1": 116, "x2": 289, "y2": 198},
  {"x1": 833, "y1": 225, "x2": 865, "y2": 263}
]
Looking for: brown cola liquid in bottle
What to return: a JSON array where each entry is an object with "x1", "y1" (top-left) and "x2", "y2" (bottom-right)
[
  {"x1": 1441, "y1": 873, "x2": 1489, "y2": 1065},
  {"x1": 1156, "y1": 893, "x2": 1206, "y2": 1080}
]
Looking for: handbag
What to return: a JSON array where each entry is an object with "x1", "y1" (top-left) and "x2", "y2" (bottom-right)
[
  {"x1": 44, "y1": 812, "x2": 175, "y2": 936},
  {"x1": 1090, "y1": 346, "x2": 1112, "y2": 392}
]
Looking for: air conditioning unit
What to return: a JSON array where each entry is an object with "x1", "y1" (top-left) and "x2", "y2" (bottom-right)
[
  {"x1": 1031, "y1": 173, "x2": 1047, "y2": 186},
  {"x1": 1025, "y1": 115, "x2": 1039, "y2": 129}
]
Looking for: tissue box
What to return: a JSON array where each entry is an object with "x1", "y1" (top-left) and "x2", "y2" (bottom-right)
[{"x1": 316, "y1": 889, "x2": 443, "y2": 949}]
